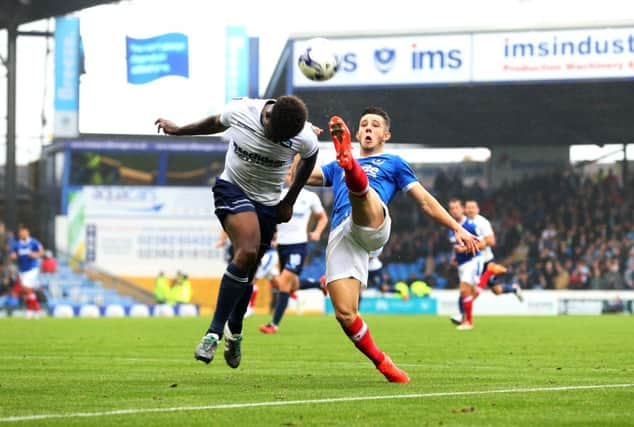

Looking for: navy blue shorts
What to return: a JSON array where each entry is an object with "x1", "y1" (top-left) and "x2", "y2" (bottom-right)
[
  {"x1": 212, "y1": 178, "x2": 278, "y2": 252},
  {"x1": 277, "y1": 243, "x2": 307, "y2": 275}
]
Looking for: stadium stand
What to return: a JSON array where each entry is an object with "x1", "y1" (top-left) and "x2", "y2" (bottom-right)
[
  {"x1": 1, "y1": 254, "x2": 199, "y2": 318},
  {"x1": 303, "y1": 168, "x2": 633, "y2": 292}
]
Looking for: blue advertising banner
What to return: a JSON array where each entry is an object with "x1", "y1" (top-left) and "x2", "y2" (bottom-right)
[
  {"x1": 126, "y1": 33, "x2": 189, "y2": 85},
  {"x1": 225, "y1": 26, "x2": 249, "y2": 102},
  {"x1": 326, "y1": 296, "x2": 438, "y2": 315},
  {"x1": 54, "y1": 17, "x2": 80, "y2": 137}
]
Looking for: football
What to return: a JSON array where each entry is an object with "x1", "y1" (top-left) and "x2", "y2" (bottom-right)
[{"x1": 297, "y1": 37, "x2": 340, "y2": 82}]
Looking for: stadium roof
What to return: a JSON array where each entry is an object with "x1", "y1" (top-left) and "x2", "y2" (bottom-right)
[
  {"x1": 0, "y1": 0, "x2": 117, "y2": 29},
  {"x1": 293, "y1": 80, "x2": 634, "y2": 147}
]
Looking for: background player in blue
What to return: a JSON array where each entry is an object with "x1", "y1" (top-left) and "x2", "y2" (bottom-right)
[
  {"x1": 10, "y1": 225, "x2": 45, "y2": 318},
  {"x1": 307, "y1": 107, "x2": 479, "y2": 383},
  {"x1": 156, "y1": 96, "x2": 318, "y2": 369},
  {"x1": 448, "y1": 199, "x2": 486, "y2": 330},
  {"x1": 465, "y1": 199, "x2": 522, "y2": 301},
  {"x1": 10, "y1": 225, "x2": 44, "y2": 290}
]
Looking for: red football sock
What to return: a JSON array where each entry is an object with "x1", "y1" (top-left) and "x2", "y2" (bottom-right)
[
  {"x1": 462, "y1": 295, "x2": 473, "y2": 324},
  {"x1": 478, "y1": 271, "x2": 494, "y2": 289},
  {"x1": 25, "y1": 292, "x2": 41, "y2": 312},
  {"x1": 344, "y1": 159, "x2": 369, "y2": 197},
  {"x1": 248, "y1": 284, "x2": 258, "y2": 308},
  {"x1": 341, "y1": 316, "x2": 385, "y2": 366}
]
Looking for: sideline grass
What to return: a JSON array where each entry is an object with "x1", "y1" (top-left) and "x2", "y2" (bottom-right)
[{"x1": 0, "y1": 315, "x2": 633, "y2": 426}]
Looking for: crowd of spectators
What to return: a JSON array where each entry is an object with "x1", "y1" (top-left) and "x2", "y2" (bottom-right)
[
  {"x1": 490, "y1": 169, "x2": 632, "y2": 290},
  {"x1": 377, "y1": 167, "x2": 633, "y2": 290},
  {"x1": 310, "y1": 166, "x2": 633, "y2": 291}
]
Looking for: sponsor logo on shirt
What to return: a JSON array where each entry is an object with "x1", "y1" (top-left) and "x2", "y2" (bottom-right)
[{"x1": 232, "y1": 142, "x2": 286, "y2": 168}]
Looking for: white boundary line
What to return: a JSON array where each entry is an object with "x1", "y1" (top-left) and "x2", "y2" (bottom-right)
[{"x1": 0, "y1": 383, "x2": 632, "y2": 423}]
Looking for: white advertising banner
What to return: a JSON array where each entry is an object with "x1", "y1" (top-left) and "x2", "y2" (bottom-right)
[
  {"x1": 435, "y1": 290, "x2": 558, "y2": 316},
  {"x1": 473, "y1": 28, "x2": 634, "y2": 82},
  {"x1": 293, "y1": 35, "x2": 472, "y2": 87},
  {"x1": 63, "y1": 186, "x2": 225, "y2": 277},
  {"x1": 80, "y1": 186, "x2": 214, "y2": 218},
  {"x1": 293, "y1": 27, "x2": 634, "y2": 87},
  {"x1": 434, "y1": 290, "x2": 634, "y2": 316},
  {"x1": 87, "y1": 217, "x2": 225, "y2": 277},
  {"x1": 78, "y1": 11, "x2": 225, "y2": 135}
]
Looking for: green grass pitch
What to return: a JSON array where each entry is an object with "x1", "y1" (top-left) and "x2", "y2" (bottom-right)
[{"x1": 0, "y1": 315, "x2": 633, "y2": 426}]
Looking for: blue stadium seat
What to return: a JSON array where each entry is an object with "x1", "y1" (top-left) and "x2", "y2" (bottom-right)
[
  {"x1": 386, "y1": 264, "x2": 399, "y2": 281},
  {"x1": 407, "y1": 263, "x2": 420, "y2": 279},
  {"x1": 435, "y1": 275, "x2": 448, "y2": 289},
  {"x1": 397, "y1": 264, "x2": 409, "y2": 282}
]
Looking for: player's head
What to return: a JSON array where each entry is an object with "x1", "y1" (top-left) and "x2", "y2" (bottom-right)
[
  {"x1": 18, "y1": 224, "x2": 30, "y2": 240},
  {"x1": 448, "y1": 198, "x2": 464, "y2": 221},
  {"x1": 356, "y1": 106, "x2": 391, "y2": 152},
  {"x1": 263, "y1": 96, "x2": 308, "y2": 142},
  {"x1": 464, "y1": 199, "x2": 480, "y2": 219}
]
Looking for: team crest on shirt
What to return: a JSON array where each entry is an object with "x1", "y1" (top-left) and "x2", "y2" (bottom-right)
[
  {"x1": 371, "y1": 159, "x2": 385, "y2": 166},
  {"x1": 362, "y1": 164, "x2": 379, "y2": 178},
  {"x1": 279, "y1": 140, "x2": 292, "y2": 148}
]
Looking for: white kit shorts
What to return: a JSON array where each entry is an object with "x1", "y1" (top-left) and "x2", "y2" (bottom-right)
[{"x1": 325, "y1": 204, "x2": 391, "y2": 287}]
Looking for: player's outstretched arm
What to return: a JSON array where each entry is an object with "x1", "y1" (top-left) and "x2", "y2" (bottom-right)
[
  {"x1": 406, "y1": 182, "x2": 479, "y2": 255},
  {"x1": 155, "y1": 114, "x2": 228, "y2": 136},
  {"x1": 306, "y1": 166, "x2": 325, "y2": 186},
  {"x1": 278, "y1": 152, "x2": 319, "y2": 223}
]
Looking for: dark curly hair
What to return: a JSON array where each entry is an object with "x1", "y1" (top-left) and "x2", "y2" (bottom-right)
[
  {"x1": 268, "y1": 96, "x2": 308, "y2": 142},
  {"x1": 361, "y1": 106, "x2": 391, "y2": 130}
]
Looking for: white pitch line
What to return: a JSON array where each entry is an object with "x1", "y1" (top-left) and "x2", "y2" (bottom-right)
[{"x1": 0, "y1": 383, "x2": 632, "y2": 423}]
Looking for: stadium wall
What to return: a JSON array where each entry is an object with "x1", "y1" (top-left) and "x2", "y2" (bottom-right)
[{"x1": 330, "y1": 290, "x2": 634, "y2": 316}]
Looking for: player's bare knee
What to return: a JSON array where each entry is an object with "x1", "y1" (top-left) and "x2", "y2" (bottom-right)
[
  {"x1": 335, "y1": 308, "x2": 357, "y2": 326},
  {"x1": 278, "y1": 279, "x2": 291, "y2": 293},
  {"x1": 459, "y1": 284, "x2": 470, "y2": 297},
  {"x1": 233, "y1": 247, "x2": 259, "y2": 270}
]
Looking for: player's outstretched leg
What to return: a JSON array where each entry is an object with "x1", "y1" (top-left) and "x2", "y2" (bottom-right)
[
  {"x1": 479, "y1": 262, "x2": 507, "y2": 289},
  {"x1": 328, "y1": 116, "x2": 353, "y2": 170},
  {"x1": 341, "y1": 315, "x2": 410, "y2": 383},
  {"x1": 376, "y1": 355, "x2": 411, "y2": 383},
  {"x1": 328, "y1": 116, "x2": 369, "y2": 197}
]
